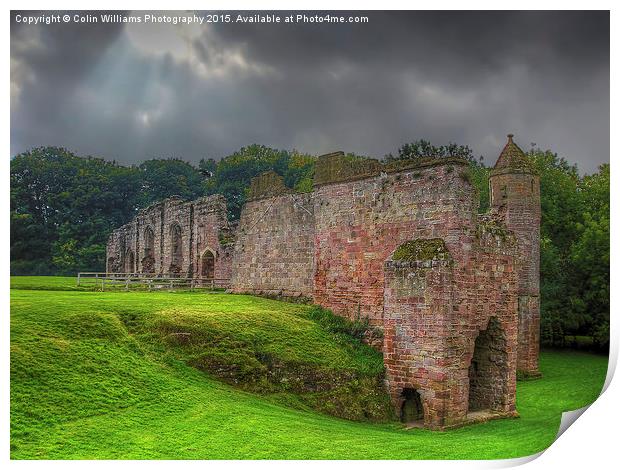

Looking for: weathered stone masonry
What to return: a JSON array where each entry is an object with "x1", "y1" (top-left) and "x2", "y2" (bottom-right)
[
  {"x1": 489, "y1": 135, "x2": 541, "y2": 376},
  {"x1": 230, "y1": 171, "x2": 315, "y2": 298},
  {"x1": 106, "y1": 195, "x2": 235, "y2": 280},
  {"x1": 107, "y1": 135, "x2": 540, "y2": 429}
]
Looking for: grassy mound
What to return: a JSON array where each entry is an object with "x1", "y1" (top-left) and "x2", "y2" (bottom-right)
[
  {"x1": 10, "y1": 277, "x2": 609, "y2": 459},
  {"x1": 11, "y1": 280, "x2": 392, "y2": 430},
  {"x1": 120, "y1": 301, "x2": 392, "y2": 421}
]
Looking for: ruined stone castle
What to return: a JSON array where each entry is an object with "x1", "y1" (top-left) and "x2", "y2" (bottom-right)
[{"x1": 107, "y1": 135, "x2": 540, "y2": 429}]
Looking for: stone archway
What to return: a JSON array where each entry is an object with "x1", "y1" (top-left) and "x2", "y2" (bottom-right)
[
  {"x1": 468, "y1": 316, "x2": 509, "y2": 412},
  {"x1": 200, "y1": 249, "x2": 215, "y2": 279},
  {"x1": 400, "y1": 388, "x2": 424, "y2": 424}
]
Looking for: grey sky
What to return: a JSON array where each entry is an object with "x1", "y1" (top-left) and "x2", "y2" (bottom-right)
[{"x1": 11, "y1": 10, "x2": 609, "y2": 173}]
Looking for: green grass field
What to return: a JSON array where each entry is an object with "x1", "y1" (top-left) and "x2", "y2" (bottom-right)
[{"x1": 10, "y1": 276, "x2": 608, "y2": 459}]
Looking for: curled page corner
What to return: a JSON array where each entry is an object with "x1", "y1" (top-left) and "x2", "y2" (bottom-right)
[
  {"x1": 556, "y1": 404, "x2": 591, "y2": 440},
  {"x1": 552, "y1": 340, "x2": 616, "y2": 441},
  {"x1": 496, "y1": 404, "x2": 595, "y2": 468},
  {"x1": 499, "y1": 450, "x2": 545, "y2": 468}
]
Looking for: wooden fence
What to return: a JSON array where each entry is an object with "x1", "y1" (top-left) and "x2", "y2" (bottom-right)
[{"x1": 77, "y1": 272, "x2": 231, "y2": 291}]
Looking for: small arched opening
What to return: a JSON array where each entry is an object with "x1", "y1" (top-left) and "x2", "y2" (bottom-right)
[
  {"x1": 468, "y1": 316, "x2": 508, "y2": 412},
  {"x1": 142, "y1": 226, "x2": 155, "y2": 273},
  {"x1": 201, "y1": 249, "x2": 215, "y2": 280},
  {"x1": 169, "y1": 223, "x2": 183, "y2": 276},
  {"x1": 400, "y1": 388, "x2": 424, "y2": 424}
]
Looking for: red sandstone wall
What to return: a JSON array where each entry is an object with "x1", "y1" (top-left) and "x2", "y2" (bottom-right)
[
  {"x1": 313, "y1": 162, "x2": 475, "y2": 326},
  {"x1": 382, "y1": 219, "x2": 519, "y2": 429},
  {"x1": 230, "y1": 192, "x2": 315, "y2": 297},
  {"x1": 490, "y1": 170, "x2": 541, "y2": 375}
]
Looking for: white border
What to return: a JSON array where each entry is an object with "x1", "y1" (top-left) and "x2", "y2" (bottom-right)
[{"x1": 3, "y1": 2, "x2": 616, "y2": 468}]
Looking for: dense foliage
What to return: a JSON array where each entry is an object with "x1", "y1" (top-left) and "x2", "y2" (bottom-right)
[
  {"x1": 201, "y1": 144, "x2": 315, "y2": 220},
  {"x1": 10, "y1": 148, "x2": 206, "y2": 275},
  {"x1": 530, "y1": 152, "x2": 610, "y2": 349},
  {"x1": 10, "y1": 142, "x2": 609, "y2": 347}
]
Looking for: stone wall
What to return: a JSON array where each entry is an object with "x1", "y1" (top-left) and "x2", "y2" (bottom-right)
[
  {"x1": 106, "y1": 135, "x2": 540, "y2": 430},
  {"x1": 490, "y1": 168, "x2": 541, "y2": 376},
  {"x1": 106, "y1": 195, "x2": 234, "y2": 280},
  {"x1": 106, "y1": 224, "x2": 136, "y2": 274},
  {"x1": 380, "y1": 203, "x2": 519, "y2": 428},
  {"x1": 230, "y1": 172, "x2": 315, "y2": 297},
  {"x1": 313, "y1": 157, "x2": 475, "y2": 326}
]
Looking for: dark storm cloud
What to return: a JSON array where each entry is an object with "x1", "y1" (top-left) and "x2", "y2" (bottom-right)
[{"x1": 11, "y1": 10, "x2": 609, "y2": 172}]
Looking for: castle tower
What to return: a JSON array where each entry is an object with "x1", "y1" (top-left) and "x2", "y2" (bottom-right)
[{"x1": 489, "y1": 134, "x2": 541, "y2": 377}]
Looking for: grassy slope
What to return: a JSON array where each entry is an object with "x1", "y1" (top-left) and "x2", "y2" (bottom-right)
[{"x1": 10, "y1": 277, "x2": 608, "y2": 459}]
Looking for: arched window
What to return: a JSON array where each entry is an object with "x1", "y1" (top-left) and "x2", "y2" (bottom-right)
[
  {"x1": 142, "y1": 227, "x2": 155, "y2": 273},
  {"x1": 201, "y1": 249, "x2": 215, "y2": 279},
  {"x1": 125, "y1": 249, "x2": 135, "y2": 273},
  {"x1": 169, "y1": 224, "x2": 183, "y2": 275}
]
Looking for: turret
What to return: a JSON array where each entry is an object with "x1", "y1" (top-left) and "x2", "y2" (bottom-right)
[{"x1": 489, "y1": 134, "x2": 541, "y2": 377}]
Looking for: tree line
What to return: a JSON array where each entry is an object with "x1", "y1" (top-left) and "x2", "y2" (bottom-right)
[{"x1": 10, "y1": 142, "x2": 609, "y2": 349}]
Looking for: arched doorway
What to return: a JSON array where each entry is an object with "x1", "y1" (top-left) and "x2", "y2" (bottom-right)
[
  {"x1": 468, "y1": 316, "x2": 508, "y2": 412},
  {"x1": 400, "y1": 388, "x2": 424, "y2": 423},
  {"x1": 201, "y1": 249, "x2": 215, "y2": 280},
  {"x1": 142, "y1": 226, "x2": 155, "y2": 273},
  {"x1": 125, "y1": 250, "x2": 135, "y2": 273},
  {"x1": 169, "y1": 224, "x2": 183, "y2": 276}
]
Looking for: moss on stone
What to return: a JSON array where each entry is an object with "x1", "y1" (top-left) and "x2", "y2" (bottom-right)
[
  {"x1": 383, "y1": 156, "x2": 468, "y2": 174},
  {"x1": 218, "y1": 232, "x2": 235, "y2": 246},
  {"x1": 313, "y1": 152, "x2": 472, "y2": 187},
  {"x1": 459, "y1": 168, "x2": 472, "y2": 184},
  {"x1": 248, "y1": 171, "x2": 293, "y2": 200},
  {"x1": 392, "y1": 238, "x2": 449, "y2": 261},
  {"x1": 314, "y1": 152, "x2": 382, "y2": 186},
  {"x1": 477, "y1": 218, "x2": 511, "y2": 241}
]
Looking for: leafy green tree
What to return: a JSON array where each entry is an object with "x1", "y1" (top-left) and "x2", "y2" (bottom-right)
[
  {"x1": 527, "y1": 149, "x2": 581, "y2": 345},
  {"x1": 568, "y1": 164, "x2": 610, "y2": 348},
  {"x1": 11, "y1": 147, "x2": 142, "y2": 274},
  {"x1": 528, "y1": 150, "x2": 609, "y2": 349},
  {"x1": 137, "y1": 158, "x2": 205, "y2": 206},
  {"x1": 386, "y1": 139, "x2": 483, "y2": 163},
  {"x1": 202, "y1": 145, "x2": 314, "y2": 220}
]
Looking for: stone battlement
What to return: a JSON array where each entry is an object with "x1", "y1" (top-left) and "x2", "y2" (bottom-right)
[{"x1": 313, "y1": 151, "x2": 470, "y2": 187}]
